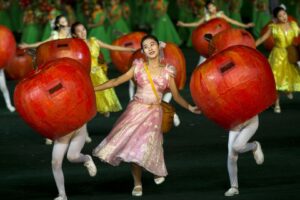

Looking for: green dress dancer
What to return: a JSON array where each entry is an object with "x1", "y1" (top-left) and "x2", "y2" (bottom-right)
[
  {"x1": 122, "y1": 1, "x2": 132, "y2": 29},
  {"x1": 215, "y1": 0, "x2": 230, "y2": 16},
  {"x1": 0, "y1": 1, "x2": 12, "y2": 30},
  {"x1": 139, "y1": 0, "x2": 155, "y2": 29},
  {"x1": 252, "y1": 0, "x2": 271, "y2": 38},
  {"x1": 151, "y1": 0, "x2": 181, "y2": 45},
  {"x1": 240, "y1": 0, "x2": 253, "y2": 22},
  {"x1": 229, "y1": 0, "x2": 243, "y2": 28},
  {"x1": 88, "y1": 7, "x2": 112, "y2": 63},
  {"x1": 75, "y1": 0, "x2": 88, "y2": 28},
  {"x1": 65, "y1": 4, "x2": 76, "y2": 25},
  {"x1": 127, "y1": 0, "x2": 137, "y2": 27},
  {"x1": 177, "y1": 0, "x2": 194, "y2": 46},
  {"x1": 108, "y1": 2, "x2": 130, "y2": 41},
  {"x1": 41, "y1": 8, "x2": 62, "y2": 41},
  {"x1": 186, "y1": 1, "x2": 206, "y2": 47},
  {"x1": 21, "y1": 9, "x2": 41, "y2": 44},
  {"x1": 167, "y1": 0, "x2": 178, "y2": 21},
  {"x1": 186, "y1": 16, "x2": 202, "y2": 47},
  {"x1": 8, "y1": 0, "x2": 23, "y2": 33}
]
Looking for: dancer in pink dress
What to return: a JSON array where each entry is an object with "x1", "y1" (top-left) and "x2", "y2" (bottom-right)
[{"x1": 93, "y1": 35, "x2": 201, "y2": 196}]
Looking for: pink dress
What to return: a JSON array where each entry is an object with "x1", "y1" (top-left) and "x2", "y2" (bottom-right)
[{"x1": 93, "y1": 59, "x2": 176, "y2": 177}]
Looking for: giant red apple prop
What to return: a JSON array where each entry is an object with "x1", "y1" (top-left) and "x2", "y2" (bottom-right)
[
  {"x1": 5, "y1": 48, "x2": 34, "y2": 80},
  {"x1": 209, "y1": 28, "x2": 256, "y2": 56},
  {"x1": 14, "y1": 58, "x2": 96, "y2": 139},
  {"x1": 110, "y1": 32, "x2": 147, "y2": 73},
  {"x1": 0, "y1": 25, "x2": 16, "y2": 69},
  {"x1": 192, "y1": 18, "x2": 231, "y2": 57},
  {"x1": 36, "y1": 38, "x2": 91, "y2": 73},
  {"x1": 190, "y1": 45, "x2": 276, "y2": 129}
]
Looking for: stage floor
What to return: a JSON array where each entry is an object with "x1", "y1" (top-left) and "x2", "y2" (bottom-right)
[{"x1": 1, "y1": 48, "x2": 300, "y2": 200}]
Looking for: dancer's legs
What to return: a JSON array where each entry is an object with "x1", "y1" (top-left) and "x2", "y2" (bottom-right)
[
  {"x1": 67, "y1": 127, "x2": 97, "y2": 176},
  {"x1": 52, "y1": 132, "x2": 74, "y2": 198},
  {"x1": 66, "y1": 128, "x2": 89, "y2": 163},
  {"x1": 0, "y1": 69, "x2": 15, "y2": 112},
  {"x1": 131, "y1": 163, "x2": 143, "y2": 196},
  {"x1": 226, "y1": 116, "x2": 259, "y2": 196}
]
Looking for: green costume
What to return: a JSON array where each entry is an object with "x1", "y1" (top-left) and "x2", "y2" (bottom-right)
[
  {"x1": 108, "y1": 4, "x2": 130, "y2": 41},
  {"x1": 229, "y1": 0, "x2": 243, "y2": 28},
  {"x1": 252, "y1": 0, "x2": 271, "y2": 38},
  {"x1": 88, "y1": 9, "x2": 112, "y2": 63},
  {"x1": 151, "y1": 0, "x2": 181, "y2": 45}
]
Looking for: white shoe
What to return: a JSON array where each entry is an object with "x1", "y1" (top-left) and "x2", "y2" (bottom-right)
[
  {"x1": 274, "y1": 105, "x2": 281, "y2": 113},
  {"x1": 85, "y1": 135, "x2": 92, "y2": 143},
  {"x1": 7, "y1": 105, "x2": 15, "y2": 112},
  {"x1": 287, "y1": 93, "x2": 293, "y2": 100},
  {"x1": 45, "y1": 139, "x2": 53, "y2": 145},
  {"x1": 173, "y1": 114, "x2": 180, "y2": 127},
  {"x1": 253, "y1": 141, "x2": 264, "y2": 165},
  {"x1": 104, "y1": 112, "x2": 110, "y2": 118},
  {"x1": 154, "y1": 177, "x2": 165, "y2": 185},
  {"x1": 132, "y1": 185, "x2": 142, "y2": 197},
  {"x1": 224, "y1": 187, "x2": 239, "y2": 196},
  {"x1": 54, "y1": 195, "x2": 67, "y2": 200},
  {"x1": 84, "y1": 155, "x2": 97, "y2": 177}
]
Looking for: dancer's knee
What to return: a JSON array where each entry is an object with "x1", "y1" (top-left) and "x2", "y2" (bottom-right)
[
  {"x1": 252, "y1": 118, "x2": 259, "y2": 130},
  {"x1": 51, "y1": 159, "x2": 63, "y2": 169},
  {"x1": 228, "y1": 153, "x2": 238, "y2": 162},
  {"x1": 232, "y1": 143, "x2": 244, "y2": 153},
  {"x1": 66, "y1": 152, "x2": 80, "y2": 162},
  {"x1": 248, "y1": 115, "x2": 259, "y2": 130},
  {"x1": 0, "y1": 85, "x2": 6, "y2": 92}
]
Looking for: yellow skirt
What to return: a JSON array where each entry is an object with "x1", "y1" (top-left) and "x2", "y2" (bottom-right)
[
  {"x1": 91, "y1": 65, "x2": 122, "y2": 113},
  {"x1": 268, "y1": 47, "x2": 300, "y2": 92}
]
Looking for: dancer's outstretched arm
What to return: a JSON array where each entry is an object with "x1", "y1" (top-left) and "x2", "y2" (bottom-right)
[
  {"x1": 169, "y1": 76, "x2": 201, "y2": 114},
  {"x1": 94, "y1": 66, "x2": 134, "y2": 91}
]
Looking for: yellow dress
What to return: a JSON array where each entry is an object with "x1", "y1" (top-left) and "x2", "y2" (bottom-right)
[
  {"x1": 268, "y1": 22, "x2": 300, "y2": 92},
  {"x1": 89, "y1": 37, "x2": 122, "y2": 113}
]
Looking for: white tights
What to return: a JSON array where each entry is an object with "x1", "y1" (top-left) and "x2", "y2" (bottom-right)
[
  {"x1": 0, "y1": 69, "x2": 15, "y2": 112},
  {"x1": 51, "y1": 126, "x2": 89, "y2": 197},
  {"x1": 227, "y1": 115, "x2": 259, "y2": 188}
]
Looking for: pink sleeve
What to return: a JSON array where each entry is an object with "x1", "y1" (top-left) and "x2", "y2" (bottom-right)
[
  {"x1": 132, "y1": 58, "x2": 144, "y2": 80},
  {"x1": 132, "y1": 58, "x2": 143, "y2": 68},
  {"x1": 166, "y1": 65, "x2": 177, "y2": 78},
  {"x1": 132, "y1": 58, "x2": 143, "y2": 72}
]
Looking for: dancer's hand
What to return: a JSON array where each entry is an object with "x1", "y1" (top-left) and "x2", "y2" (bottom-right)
[
  {"x1": 246, "y1": 22, "x2": 255, "y2": 28},
  {"x1": 19, "y1": 43, "x2": 28, "y2": 49},
  {"x1": 177, "y1": 21, "x2": 184, "y2": 26},
  {"x1": 188, "y1": 105, "x2": 201, "y2": 114}
]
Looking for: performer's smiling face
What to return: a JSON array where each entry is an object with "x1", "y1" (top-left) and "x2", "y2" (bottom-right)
[
  {"x1": 142, "y1": 39, "x2": 159, "y2": 59},
  {"x1": 73, "y1": 24, "x2": 87, "y2": 39},
  {"x1": 58, "y1": 16, "x2": 68, "y2": 27},
  {"x1": 277, "y1": 10, "x2": 288, "y2": 23},
  {"x1": 207, "y1": 3, "x2": 217, "y2": 14}
]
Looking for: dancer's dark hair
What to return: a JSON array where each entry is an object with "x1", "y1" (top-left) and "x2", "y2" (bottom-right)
[{"x1": 272, "y1": 6, "x2": 286, "y2": 18}]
